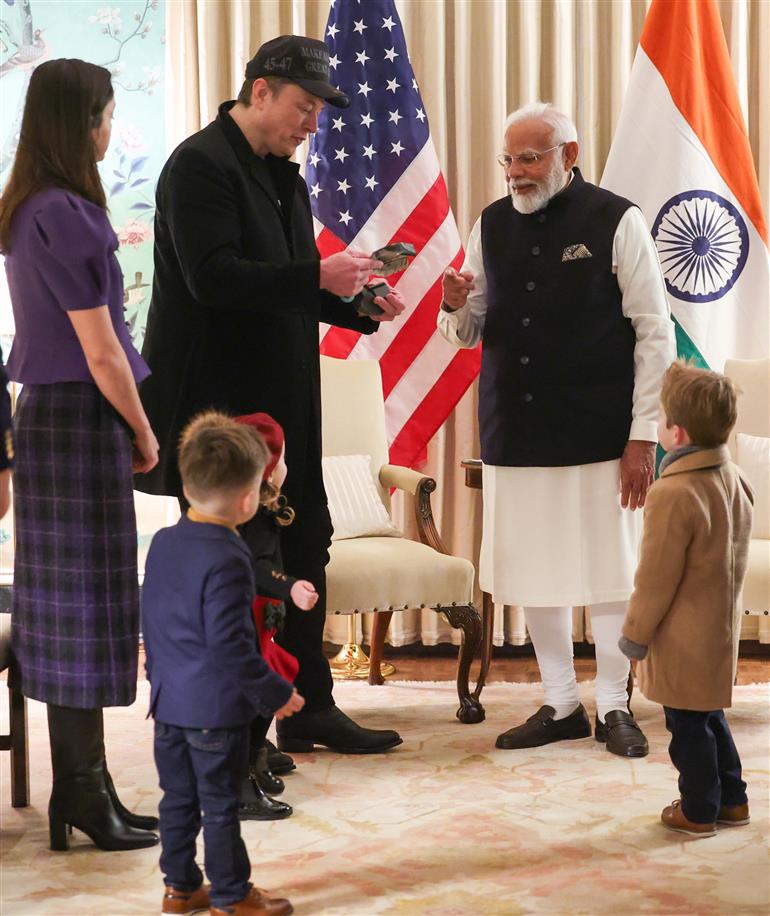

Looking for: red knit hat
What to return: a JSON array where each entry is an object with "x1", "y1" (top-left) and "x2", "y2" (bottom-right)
[{"x1": 234, "y1": 412, "x2": 285, "y2": 481}]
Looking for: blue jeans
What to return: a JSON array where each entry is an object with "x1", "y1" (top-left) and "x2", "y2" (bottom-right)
[
  {"x1": 154, "y1": 721, "x2": 251, "y2": 909},
  {"x1": 664, "y1": 707, "x2": 747, "y2": 824}
]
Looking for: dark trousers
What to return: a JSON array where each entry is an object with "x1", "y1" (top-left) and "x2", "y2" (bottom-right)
[
  {"x1": 154, "y1": 721, "x2": 251, "y2": 909},
  {"x1": 664, "y1": 707, "x2": 747, "y2": 824},
  {"x1": 276, "y1": 552, "x2": 332, "y2": 713}
]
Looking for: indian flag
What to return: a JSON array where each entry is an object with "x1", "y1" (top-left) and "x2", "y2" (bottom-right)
[{"x1": 601, "y1": 0, "x2": 769, "y2": 370}]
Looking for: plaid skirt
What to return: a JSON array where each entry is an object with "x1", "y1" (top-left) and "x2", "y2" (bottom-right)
[{"x1": 11, "y1": 382, "x2": 139, "y2": 708}]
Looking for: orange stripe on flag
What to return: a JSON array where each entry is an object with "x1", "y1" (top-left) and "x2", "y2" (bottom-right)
[{"x1": 640, "y1": 0, "x2": 767, "y2": 244}]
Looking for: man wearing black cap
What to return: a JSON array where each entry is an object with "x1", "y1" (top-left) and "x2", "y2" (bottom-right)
[{"x1": 137, "y1": 36, "x2": 406, "y2": 764}]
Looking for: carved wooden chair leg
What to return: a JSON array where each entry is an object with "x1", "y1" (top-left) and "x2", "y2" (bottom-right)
[
  {"x1": 441, "y1": 603, "x2": 485, "y2": 724},
  {"x1": 368, "y1": 610, "x2": 393, "y2": 685}
]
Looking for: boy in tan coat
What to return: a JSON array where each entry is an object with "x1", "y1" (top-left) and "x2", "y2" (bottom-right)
[{"x1": 619, "y1": 361, "x2": 753, "y2": 838}]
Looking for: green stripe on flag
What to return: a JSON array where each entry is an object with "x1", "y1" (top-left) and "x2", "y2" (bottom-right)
[
  {"x1": 673, "y1": 318, "x2": 710, "y2": 369},
  {"x1": 656, "y1": 317, "x2": 711, "y2": 475}
]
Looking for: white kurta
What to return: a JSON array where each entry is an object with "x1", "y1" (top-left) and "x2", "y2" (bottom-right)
[{"x1": 438, "y1": 205, "x2": 676, "y2": 607}]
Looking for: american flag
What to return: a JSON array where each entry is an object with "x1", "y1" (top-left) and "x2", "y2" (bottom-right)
[{"x1": 307, "y1": 0, "x2": 480, "y2": 468}]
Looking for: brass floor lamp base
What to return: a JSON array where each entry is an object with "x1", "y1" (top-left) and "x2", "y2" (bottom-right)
[{"x1": 329, "y1": 641, "x2": 396, "y2": 680}]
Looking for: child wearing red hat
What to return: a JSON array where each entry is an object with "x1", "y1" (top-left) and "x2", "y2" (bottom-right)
[{"x1": 235, "y1": 412, "x2": 318, "y2": 821}]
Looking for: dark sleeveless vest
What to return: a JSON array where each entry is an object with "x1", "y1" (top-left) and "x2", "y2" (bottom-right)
[{"x1": 479, "y1": 168, "x2": 637, "y2": 467}]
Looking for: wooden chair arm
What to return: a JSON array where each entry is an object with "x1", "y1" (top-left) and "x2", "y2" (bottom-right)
[{"x1": 379, "y1": 464, "x2": 447, "y2": 555}]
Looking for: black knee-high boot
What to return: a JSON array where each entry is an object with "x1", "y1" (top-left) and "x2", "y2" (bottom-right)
[
  {"x1": 103, "y1": 764, "x2": 160, "y2": 831},
  {"x1": 47, "y1": 705, "x2": 159, "y2": 851}
]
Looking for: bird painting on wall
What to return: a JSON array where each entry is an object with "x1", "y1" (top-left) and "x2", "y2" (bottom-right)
[{"x1": 0, "y1": 28, "x2": 47, "y2": 78}]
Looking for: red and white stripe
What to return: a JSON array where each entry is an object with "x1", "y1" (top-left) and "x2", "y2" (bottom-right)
[{"x1": 316, "y1": 140, "x2": 480, "y2": 468}]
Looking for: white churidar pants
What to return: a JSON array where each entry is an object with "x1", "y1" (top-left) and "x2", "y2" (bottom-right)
[{"x1": 524, "y1": 602, "x2": 630, "y2": 722}]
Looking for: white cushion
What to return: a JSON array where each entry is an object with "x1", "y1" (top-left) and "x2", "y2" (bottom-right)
[
  {"x1": 736, "y1": 433, "x2": 770, "y2": 538},
  {"x1": 322, "y1": 454, "x2": 401, "y2": 541},
  {"x1": 326, "y1": 536, "x2": 475, "y2": 613},
  {"x1": 743, "y1": 538, "x2": 770, "y2": 613}
]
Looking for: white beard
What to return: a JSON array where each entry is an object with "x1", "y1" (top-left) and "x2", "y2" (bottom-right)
[{"x1": 509, "y1": 162, "x2": 568, "y2": 215}]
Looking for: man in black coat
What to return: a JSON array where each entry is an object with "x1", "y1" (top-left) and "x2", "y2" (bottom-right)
[{"x1": 137, "y1": 35, "x2": 405, "y2": 754}]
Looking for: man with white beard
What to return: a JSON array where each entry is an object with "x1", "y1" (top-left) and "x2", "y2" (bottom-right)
[{"x1": 438, "y1": 103, "x2": 675, "y2": 756}]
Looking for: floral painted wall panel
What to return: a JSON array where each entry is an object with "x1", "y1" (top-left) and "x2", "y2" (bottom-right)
[
  {"x1": 0, "y1": 0, "x2": 165, "y2": 344},
  {"x1": 0, "y1": 0, "x2": 167, "y2": 577}
]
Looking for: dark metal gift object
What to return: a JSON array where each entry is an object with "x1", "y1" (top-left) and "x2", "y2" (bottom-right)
[
  {"x1": 372, "y1": 242, "x2": 417, "y2": 276},
  {"x1": 354, "y1": 243, "x2": 416, "y2": 317}
]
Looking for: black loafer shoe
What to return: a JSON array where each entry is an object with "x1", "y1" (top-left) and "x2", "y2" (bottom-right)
[
  {"x1": 595, "y1": 710, "x2": 649, "y2": 758},
  {"x1": 276, "y1": 706, "x2": 402, "y2": 754},
  {"x1": 237, "y1": 780, "x2": 292, "y2": 821},
  {"x1": 265, "y1": 739, "x2": 296, "y2": 776},
  {"x1": 495, "y1": 704, "x2": 592, "y2": 750}
]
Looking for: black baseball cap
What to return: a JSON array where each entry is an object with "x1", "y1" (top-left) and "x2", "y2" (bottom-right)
[{"x1": 245, "y1": 35, "x2": 350, "y2": 109}]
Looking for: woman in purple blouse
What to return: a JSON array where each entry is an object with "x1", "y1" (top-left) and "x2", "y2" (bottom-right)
[{"x1": 0, "y1": 59, "x2": 160, "y2": 852}]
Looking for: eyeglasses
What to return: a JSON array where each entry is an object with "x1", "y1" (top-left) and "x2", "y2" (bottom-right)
[{"x1": 496, "y1": 143, "x2": 566, "y2": 168}]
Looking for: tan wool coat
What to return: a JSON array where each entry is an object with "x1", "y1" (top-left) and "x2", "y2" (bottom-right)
[{"x1": 623, "y1": 446, "x2": 753, "y2": 711}]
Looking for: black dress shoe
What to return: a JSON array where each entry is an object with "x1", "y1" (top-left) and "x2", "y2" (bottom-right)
[
  {"x1": 265, "y1": 739, "x2": 295, "y2": 776},
  {"x1": 238, "y1": 778, "x2": 292, "y2": 821},
  {"x1": 595, "y1": 710, "x2": 649, "y2": 758},
  {"x1": 276, "y1": 706, "x2": 402, "y2": 754},
  {"x1": 495, "y1": 704, "x2": 592, "y2": 750},
  {"x1": 253, "y1": 747, "x2": 285, "y2": 796}
]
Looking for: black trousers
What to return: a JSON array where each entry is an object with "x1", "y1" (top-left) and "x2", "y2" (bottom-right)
[{"x1": 664, "y1": 707, "x2": 747, "y2": 824}]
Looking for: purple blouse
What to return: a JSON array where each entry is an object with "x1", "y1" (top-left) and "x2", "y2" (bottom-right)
[{"x1": 4, "y1": 188, "x2": 150, "y2": 385}]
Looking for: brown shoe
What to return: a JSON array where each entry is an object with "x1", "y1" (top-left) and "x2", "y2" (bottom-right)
[
  {"x1": 209, "y1": 886, "x2": 293, "y2": 915},
  {"x1": 717, "y1": 802, "x2": 750, "y2": 827},
  {"x1": 162, "y1": 884, "x2": 211, "y2": 914},
  {"x1": 661, "y1": 800, "x2": 716, "y2": 837}
]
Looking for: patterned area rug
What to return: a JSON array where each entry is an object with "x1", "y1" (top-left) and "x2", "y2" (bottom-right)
[{"x1": 1, "y1": 680, "x2": 769, "y2": 915}]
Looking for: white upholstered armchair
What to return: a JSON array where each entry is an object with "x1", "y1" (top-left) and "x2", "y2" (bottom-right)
[
  {"x1": 725, "y1": 358, "x2": 770, "y2": 638},
  {"x1": 319, "y1": 355, "x2": 485, "y2": 723}
]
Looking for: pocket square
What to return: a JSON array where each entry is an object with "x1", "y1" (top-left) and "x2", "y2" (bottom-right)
[{"x1": 562, "y1": 243, "x2": 592, "y2": 261}]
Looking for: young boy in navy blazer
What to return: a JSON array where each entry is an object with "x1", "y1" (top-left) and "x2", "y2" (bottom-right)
[{"x1": 143, "y1": 412, "x2": 302, "y2": 916}]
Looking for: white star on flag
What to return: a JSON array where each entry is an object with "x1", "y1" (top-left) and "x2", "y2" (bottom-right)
[
  {"x1": 329, "y1": 54, "x2": 340, "y2": 69},
  {"x1": 310, "y1": 183, "x2": 322, "y2": 198},
  {"x1": 307, "y1": 0, "x2": 480, "y2": 470}
]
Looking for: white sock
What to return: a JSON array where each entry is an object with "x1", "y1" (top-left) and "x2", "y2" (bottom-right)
[
  {"x1": 589, "y1": 601, "x2": 631, "y2": 723},
  {"x1": 524, "y1": 606, "x2": 580, "y2": 720}
]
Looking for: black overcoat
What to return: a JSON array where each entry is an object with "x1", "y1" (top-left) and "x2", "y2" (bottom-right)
[{"x1": 137, "y1": 102, "x2": 377, "y2": 566}]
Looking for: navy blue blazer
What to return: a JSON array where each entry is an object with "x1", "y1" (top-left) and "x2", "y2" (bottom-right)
[{"x1": 142, "y1": 515, "x2": 294, "y2": 728}]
